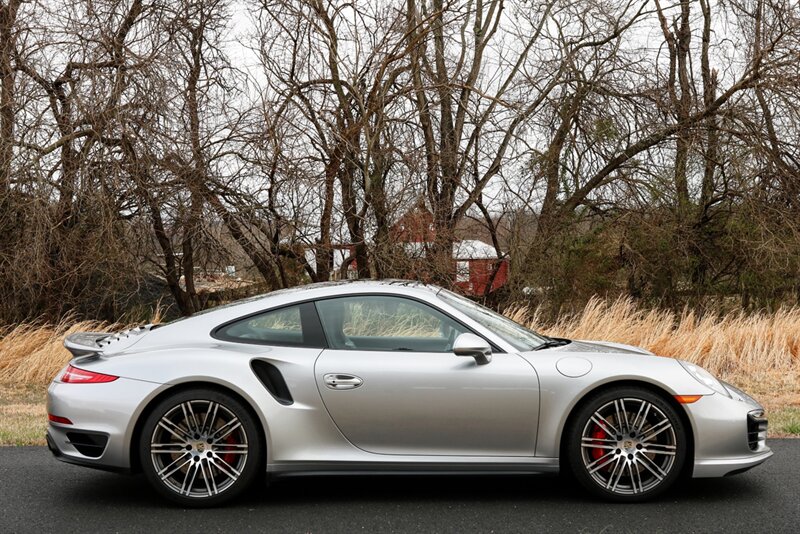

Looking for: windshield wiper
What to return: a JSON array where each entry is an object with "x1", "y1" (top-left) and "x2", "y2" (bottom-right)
[{"x1": 534, "y1": 337, "x2": 571, "y2": 351}]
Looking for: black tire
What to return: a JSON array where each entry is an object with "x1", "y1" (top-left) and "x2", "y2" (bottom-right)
[
  {"x1": 139, "y1": 388, "x2": 264, "y2": 507},
  {"x1": 565, "y1": 386, "x2": 687, "y2": 502}
]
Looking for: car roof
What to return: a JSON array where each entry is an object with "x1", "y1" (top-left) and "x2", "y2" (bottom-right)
[
  {"x1": 161, "y1": 279, "x2": 443, "y2": 328},
  {"x1": 251, "y1": 279, "x2": 440, "y2": 300}
]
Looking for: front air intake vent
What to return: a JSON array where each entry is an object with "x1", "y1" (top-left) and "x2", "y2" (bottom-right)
[
  {"x1": 250, "y1": 360, "x2": 294, "y2": 405},
  {"x1": 747, "y1": 410, "x2": 768, "y2": 451}
]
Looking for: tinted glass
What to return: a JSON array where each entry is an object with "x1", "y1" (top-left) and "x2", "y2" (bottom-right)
[
  {"x1": 216, "y1": 305, "x2": 306, "y2": 346},
  {"x1": 315, "y1": 296, "x2": 468, "y2": 352}
]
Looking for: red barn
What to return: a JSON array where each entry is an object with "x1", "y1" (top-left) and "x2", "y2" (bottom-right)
[
  {"x1": 452, "y1": 239, "x2": 509, "y2": 296},
  {"x1": 392, "y1": 205, "x2": 436, "y2": 243},
  {"x1": 390, "y1": 205, "x2": 509, "y2": 296}
]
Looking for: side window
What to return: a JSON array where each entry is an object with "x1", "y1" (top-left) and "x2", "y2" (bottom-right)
[
  {"x1": 215, "y1": 304, "x2": 320, "y2": 347},
  {"x1": 315, "y1": 296, "x2": 469, "y2": 352}
]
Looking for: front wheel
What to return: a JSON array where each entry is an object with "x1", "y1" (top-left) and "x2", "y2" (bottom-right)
[
  {"x1": 565, "y1": 387, "x2": 687, "y2": 501},
  {"x1": 139, "y1": 388, "x2": 264, "y2": 507}
]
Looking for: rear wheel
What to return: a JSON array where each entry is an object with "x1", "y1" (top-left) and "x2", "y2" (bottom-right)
[
  {"x1": 139, "y1": 388, "x2": 263, "y2": 507},
  {"x1": 566, "y1": 386, "x2": 687, "y2": 501}
]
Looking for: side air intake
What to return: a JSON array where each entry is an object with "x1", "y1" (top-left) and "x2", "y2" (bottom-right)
[{"x1": 250, "y1": 360, "x2": 294, "y2": 405}]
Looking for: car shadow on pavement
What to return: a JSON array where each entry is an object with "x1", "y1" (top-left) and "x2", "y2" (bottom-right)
[{"x1": 61, "y1": 470, "x2": 764, "y2": 510}]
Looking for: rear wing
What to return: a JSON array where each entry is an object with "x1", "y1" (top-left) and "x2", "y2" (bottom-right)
[
  {"x1": 64, "y1": 332, "x2": 111, "y2": 357},
  {"x1": 64, "y1": 324, "x2": 157, "y2": 357}
]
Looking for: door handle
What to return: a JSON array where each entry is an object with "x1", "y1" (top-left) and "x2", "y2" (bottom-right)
[{"x1": 323, "y1": 373, "x2": 363, "y2": 390}]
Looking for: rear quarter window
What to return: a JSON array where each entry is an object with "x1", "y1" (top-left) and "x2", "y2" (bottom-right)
[{"x1": 215, "y1": 304, "x2": 308, "y2": 346}]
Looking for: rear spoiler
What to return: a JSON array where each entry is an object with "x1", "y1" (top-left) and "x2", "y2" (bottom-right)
[
  {"x1": 64, "y1": 332, "x2": 112, "y2": 357},
  {"x1": 64, "y1": 324, "x2": 157, "y2": 357}
]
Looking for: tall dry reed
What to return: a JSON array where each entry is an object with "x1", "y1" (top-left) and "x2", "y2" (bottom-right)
[
  {"x1": 0, "y1": 319, "x2": 116, "y2": 385},
  {"x1": 509, "y1": 297, "x2": 800, "y2": 391}
]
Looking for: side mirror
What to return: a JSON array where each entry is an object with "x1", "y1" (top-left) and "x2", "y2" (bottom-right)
[{"x1": 453, "y1": 333, "x2": 492, "y2": 365}]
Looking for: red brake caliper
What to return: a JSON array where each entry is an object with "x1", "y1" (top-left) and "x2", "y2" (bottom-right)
[
  {"x1": 223, "y1": 434, "x2": 237, "y2": 466},
  {"x1": 590, "y1": 424, "x2": 606, "y2": 460}
]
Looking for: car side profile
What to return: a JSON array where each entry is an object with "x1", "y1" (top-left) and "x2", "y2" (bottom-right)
[{"x1": 46, "y1": 280, "x2": 772, "y2": 506}]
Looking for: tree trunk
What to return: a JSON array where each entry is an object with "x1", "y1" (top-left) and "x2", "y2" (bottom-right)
[{"x1": 0, "y1": 0, "x2": 20, "y2": 195}]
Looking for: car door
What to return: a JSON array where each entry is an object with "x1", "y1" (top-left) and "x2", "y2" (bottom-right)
[{"x1": 313, "y1": 295, "x2": 540, "y2": 456}]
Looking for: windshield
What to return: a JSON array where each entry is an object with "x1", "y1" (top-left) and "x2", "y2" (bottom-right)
[{"x1": 437, "y1": 289, "x2": 548, "y2": 351}]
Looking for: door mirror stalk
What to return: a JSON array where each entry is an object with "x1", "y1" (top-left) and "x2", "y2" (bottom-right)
[{"x1": 453, "y1": 333, "x2": 492, "y2": 365}]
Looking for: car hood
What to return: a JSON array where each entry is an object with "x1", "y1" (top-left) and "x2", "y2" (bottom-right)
[{"x1": 553, "y1": 339, "x2": 654, "y2": 356}]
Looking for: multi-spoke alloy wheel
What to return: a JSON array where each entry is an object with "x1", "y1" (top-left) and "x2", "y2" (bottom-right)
[
  {"x1": 566, "y1": 387, "x2": 686, "y2": 502},
  {"x1": 140, "y1": 389, "x2": 263, "y2": 507}
]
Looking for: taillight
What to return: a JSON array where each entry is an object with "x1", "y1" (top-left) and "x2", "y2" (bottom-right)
[
  {"x1": 60, "y1": 364, "x2": 118, "y2": 384},
  {"x1": 48, "y1": 414, "x2": 73, "y2": 425}
]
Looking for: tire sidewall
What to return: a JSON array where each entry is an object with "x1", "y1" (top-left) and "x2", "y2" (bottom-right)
[
  {"x1": 139, "y1": 388, "x2": 264, "y2": 507},
  {"x1": 566, "y1": 386, "x2": 687, "y2": 502}
]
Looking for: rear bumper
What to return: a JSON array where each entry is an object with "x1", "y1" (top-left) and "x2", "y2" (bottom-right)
[
  {"x1": 46, "y1": 431, "x2": 130, "y2": 474},
  {"x1": 46, "y1": 376, "x2": 163, "y2": 471}
]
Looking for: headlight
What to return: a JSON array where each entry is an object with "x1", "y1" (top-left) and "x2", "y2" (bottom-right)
[
  {"x1": 678, "y1": 360, "x2": 731, "y2": 397},
  {"x1": 722, "y1": 381, "x2": 759, "y2": 405}
]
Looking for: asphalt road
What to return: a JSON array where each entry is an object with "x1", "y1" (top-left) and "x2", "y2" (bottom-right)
[{"x1": 0, "y1": 442, "x2": 798, "y2": 534}]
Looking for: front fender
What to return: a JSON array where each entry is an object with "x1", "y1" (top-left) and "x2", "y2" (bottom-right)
[{"x1": 520, "y1": 350, "x2": 711, "y2": 457}]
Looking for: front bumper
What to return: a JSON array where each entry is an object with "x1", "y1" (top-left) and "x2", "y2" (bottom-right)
[
  {"x1": 693, "y1": 448, "x2": 773, "y2": 478},
  {"x1": 685, "y1": 382, "x2": 773, "y2": 478},
  {"x1": 47, "y1": 376, "x2": 163, "y2": 471}
]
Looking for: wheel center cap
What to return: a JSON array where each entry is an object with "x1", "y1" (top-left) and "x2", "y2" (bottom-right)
[
  {"x1": 623, "y1": 440, "x2": 634, "y2": 449},
  {"x1": 195, "y1": 442, "x2": 205, "y2": 453}
]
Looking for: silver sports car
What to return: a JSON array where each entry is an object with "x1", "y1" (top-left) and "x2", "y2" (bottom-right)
[{"x1": 47, "y1": 280, "x2": 771, "y2": 506}]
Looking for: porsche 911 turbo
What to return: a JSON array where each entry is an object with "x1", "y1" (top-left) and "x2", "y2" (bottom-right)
[{"x1": 46, "y1": 280, "x2": 772, "y2": 506}]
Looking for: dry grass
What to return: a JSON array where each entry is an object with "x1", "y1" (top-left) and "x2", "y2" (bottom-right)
[
  {"x1": 0, "y1": 298, "x2": 798, "y2": 445},
  {"x1": 0, "y1": 385, "x2": 47, "y2": 445},
  {"x1": 508, "y1": 297, "x2": 800, "y2": 389},
  {"x1": 0, "y1": 319, "x2": 117, "y2": 385}
]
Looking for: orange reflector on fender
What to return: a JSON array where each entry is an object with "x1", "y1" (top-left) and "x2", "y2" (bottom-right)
[{"x1": 674, "y1": 395, "x2": 703, "y2": 404}]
